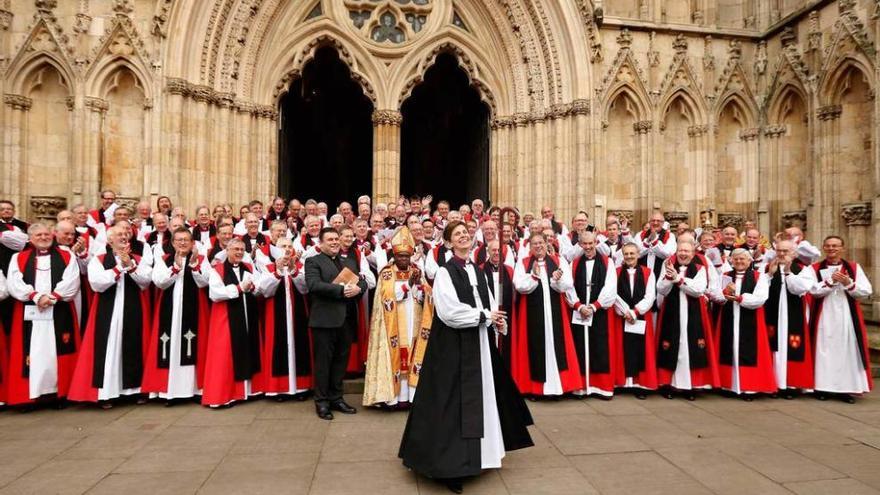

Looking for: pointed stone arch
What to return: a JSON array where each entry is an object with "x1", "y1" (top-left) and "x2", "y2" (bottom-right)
[
  {"x1": 659, "y1": 89, "x2": 705, "y2": 129},
  {"x1": 596, "y1": 46, "x2": 652, "y2": 122},
  {"x1": 6, "y1": 18, "x2": 77, "y2": 95},
  {"x1": 261, "y1": 28, "x2": 380, "y2": 106},
  {"x1": 392, "y1": 36, "x2": 502, "y2": 117},
  {"x1": 84, "y1": 15, "x2": 154, "y2": 99},
  {"x1": 820, "y1": 57, "x2": 874, "y2": 107}
]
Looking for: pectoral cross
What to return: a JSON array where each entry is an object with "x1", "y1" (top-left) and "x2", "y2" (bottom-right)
[
  {"x1": 160, "y1": 332, "x2": 171, "y2": 361},
  {"x1": 183, "y1": 329, "x2": 196, "y2": 358}
]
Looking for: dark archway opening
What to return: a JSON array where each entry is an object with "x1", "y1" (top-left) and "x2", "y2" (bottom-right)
[
  {"x1": 278, "y1": 46, "x2": 373, "y2": 207},
  {"x1": 401, "y1": 52, "x2": 490, "y2": 208}
]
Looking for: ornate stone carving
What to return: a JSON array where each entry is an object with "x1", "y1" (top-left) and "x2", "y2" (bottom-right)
[
  {"x1": 83, "y1": 96, "x2": 108, "y2": 113},
  {"x1": 112, "y1": 0, "x2": 134, "y2": 16},
  {"x1": 633, "y1": 121, "x2": 652, "y2": 134},
  {"x1": 570, "y1": 99, "x2": 591, "y2": 116},
  {"x1": 718, "y1": 213, "x2": 745, "y2": 231},
  {"x1": 29, "y1": 195, "x2": 66, "y2": 223},
  {"x1": 371, "y1": 110, "x2": 403, "y2": 126},
  {"x1": 672, "y1": 34, "x2": 688, "y2": 54},
  {"x1": 807, "y1": 11, "x2": 822, "y2": 51},
  {"x1": 3, "y1": 94, "x2": 32, "y2": 110},
  {"x1": 152, "y1": 0, "x2": 174, "y2": 38},
  {"x1": 781, "y1": 210, "x2": 807, "y2": 229},
  {"x1": 607, "y1": 210, "x2": 634, "y2": 226},
  {"x1": 739, "y1": 128, "x2": 760, "y2": 141},
  {"x1": 663, "y1": 211, "x2": 689, "y2": 228},
  {"x1": 0, "y1": 9, "x2": 13, "y2": 31},
  {"x1": 647, "y1": 32, "x2": 659, "y2": 67},
  {"x1": 763, "y1": 124, "x2": 787, "y2": 138},
  {"x1": 616, "y1": 28, "x2": 632, "y2": 49},
  {"x1": 687, "y1": 125, "x2": 708, "y2": 137},
  {"x1": 703, "y1": 36, "x2": 715, "y2": 71},
  {"x1": 190, "y1": 85, "x2": 213, "y2": 103},
  {"x1": 165, "y1": 77, "x2": 189, "y2": 96},
  {"x1": 73, "y1": 13, "x2": 91, "y2": 34},
  {"x1": 841, "y1": 202, "x2": 872, "y2": 226},
  {"x1": 115, "y1": 197, "x2": 139, "y2": 211},
  {"x1": 817, "y1": 105, "x2": 842, "y2": 121},
  {"x1": 754, "y1": 41, "x2": 767, "y2": 76},
  {"x1": 780, "y1": 26, "x2": 797, "y2": 47},
  {"x1": 35, "y1": 0, "x2": 56, "y2": 15},
  {"x1": 491, "y1": 116, "x2": 515, "y2": 129}
]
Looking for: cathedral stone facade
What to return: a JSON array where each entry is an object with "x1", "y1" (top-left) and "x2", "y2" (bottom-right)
[{"x1": 0, "y1": 0, "x2": 879, "y2": 306}]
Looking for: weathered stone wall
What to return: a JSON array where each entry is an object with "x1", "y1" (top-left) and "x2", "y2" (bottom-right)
[{"x1": 1, "y1": 0, "x2": 879, "y2": 306}]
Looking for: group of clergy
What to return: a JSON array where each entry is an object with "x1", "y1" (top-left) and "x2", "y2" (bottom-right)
[{"x1": 0, "y1": 190, "x2": 872, "y2": 411}]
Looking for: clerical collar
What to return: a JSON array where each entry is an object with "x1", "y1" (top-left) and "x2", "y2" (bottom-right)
[
  {"x1": 449, "y1": 255, "x2": 470, "y2": 268},
  {"x1": 826, "y1": 261, "x2": 842, "y2": 266},
  {"x1": 626, "y1": 266, "x2": 636, "y2": 271},
  {"x1": 584, "y1": 254, "x2": 596, "y2": 260},
  {"x1": 36, "y1": 249, "x2": 50, "y2": 256}
]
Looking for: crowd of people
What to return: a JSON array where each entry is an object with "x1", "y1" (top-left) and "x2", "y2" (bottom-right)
[{"x1": 0, "y1": 190, "x2": 873, "y2": 417}]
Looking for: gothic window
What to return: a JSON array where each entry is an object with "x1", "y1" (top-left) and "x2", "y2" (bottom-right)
[
  {"x1": 372, "y1": 11, "x2": 405, "y2": 43},
  {"x1": 345, "y1": 0, "x2": 432, "y2": 44}
]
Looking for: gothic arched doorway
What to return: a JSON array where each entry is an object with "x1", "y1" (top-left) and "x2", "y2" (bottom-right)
[
  {"x1": 401, "y1": 52, "x2": 490, "y2": 208},
  {"x1": 278, "y1": 46, "x2": 374, "y2": 207}
]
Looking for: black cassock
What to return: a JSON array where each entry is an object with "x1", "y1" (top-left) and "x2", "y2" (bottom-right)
[{"x1": 399, "y1": 259, "x2": 533, "y2": 479}]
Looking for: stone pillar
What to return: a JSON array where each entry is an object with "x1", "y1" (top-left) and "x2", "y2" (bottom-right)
[
  {"x1": 190, "y1": 85, "x2": 212, "y2": 205},
  {"x1": 634, "y1": 120, "x2": 652, "y2": 217},
  {"x1": 570, "y1": 99, "x2": 591, "y2": 215},
  {"x1": 83, "y1": 97, "x2": 108, "y2": 209},
  {"x1": 513, "y1": 113, "x2": 534, "y2": 209},
  {"x1": 2, "y1": 94, "x2": 30, "y2": 212},
  {"x1": 490, "y1": 117, "x2": 514, "y2": 205},
  {"x1": 372, "y1": 110, "x2": 402, "y2": 204},
  {"x1": 816, "y1": 104, "x2": 842, "y2": 239},
  {"x1": 163, "y1": 78, "x2": 187, "y2": 205}
]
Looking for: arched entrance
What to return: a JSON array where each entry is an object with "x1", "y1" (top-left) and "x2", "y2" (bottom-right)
[
  {"x1": 277, "y1": 46, "x2": 373, "y2": 207},
  {"x1": 400, "y1": 52, "x2": 490, "y2": 208}
]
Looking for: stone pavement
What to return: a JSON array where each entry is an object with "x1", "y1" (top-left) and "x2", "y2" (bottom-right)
[{"x1": 0, "y1": 391, "x2": 878, "y2": 494}]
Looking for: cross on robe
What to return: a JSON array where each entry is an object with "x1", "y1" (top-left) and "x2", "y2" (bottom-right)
[
  {"x1": 160, "y1": 332, "x2": 171, "y2": 361},
  {"x1": 183, "y1": 329, "x2": 196, "y2": 358}
]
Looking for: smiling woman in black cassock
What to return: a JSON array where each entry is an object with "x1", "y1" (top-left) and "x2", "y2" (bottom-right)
[{"x1": 399, "y1": 220, "x2": 533, "y2": 493}]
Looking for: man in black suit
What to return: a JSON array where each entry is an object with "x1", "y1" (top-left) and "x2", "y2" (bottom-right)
[{"x1": 305, "y1": 227, "x2": 368, "y2": 420}]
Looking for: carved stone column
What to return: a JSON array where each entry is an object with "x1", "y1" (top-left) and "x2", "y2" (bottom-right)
[
  {"x1": 84, "y1": 96, "x2": 108, "y2": 209},
  {"x1": 372, "y1": 110, "x2": 402, "y2": 204},
  {"x1": 490, "y1": 116, "x2": 514, "y2": 205},
  {"x1": 570, "y1": 99, "x2": 591, "y2": 216},
  {"x1": 3, "y1": 94, "x2": 32, "y2": 213},
  {"x1": 816, "y1": 104, "x2": 842, "y2": 238},
  {"x1": 163, "y1": 78, "x2": 188, "y2": 205}
]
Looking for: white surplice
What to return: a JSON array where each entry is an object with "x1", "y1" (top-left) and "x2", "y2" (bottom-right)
[
  {"x1": 433, "y1": 263, "x2": 504, "y2": 469},
  {"x1": 150, "y1": 256, "x2": 211, "y2": 399},
  {"x1": 799, "y1": 263, "x2": 873, "y2": 394},
  {"x1": 513, "y1": 256, "x2": 574, "y2": 396},
  {"x1": 762, "y1": 269, "x2": 812, "y2": 389},
  {"x1": 257, "y1": 264, "x2": 308, "y2": 395},
  {"x1": 656, "y1": 264, "x2": 708, "y2": 390},
  {"x1": 87, "y1": 254, "x2": 153, "y2": 400},
  {"x1": 7, "y1": 252, "x2": 80, "y2": 399}
]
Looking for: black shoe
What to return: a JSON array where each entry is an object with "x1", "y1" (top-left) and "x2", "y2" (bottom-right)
[
  {"x1": 315, "y1": 403, "x2": 334, "y2": 420},
  {"x1": 840, "y1": 394, "x2": 856, "y2": 404},
  {"x1": 293, "y1": 391, "x2": 311, "y2": 402},
  {"x1": 742, "y1": 395, "x2": 754, "y2": 402},
  {"x1": 634, "y1": 391, "x2": 647, "y2": 400},
  {"x1": 330, "y1": 400, "x2": 357, "y2": 414},
  {"x1": 684, "y1": 392, "x2": 696, "y2": 401},
  {"x1": 815, "y1": 392, "x2": 829, "y2": 401},
  {"x1": 443, "y1": 478, "x2": 463, "y2": 494}
]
